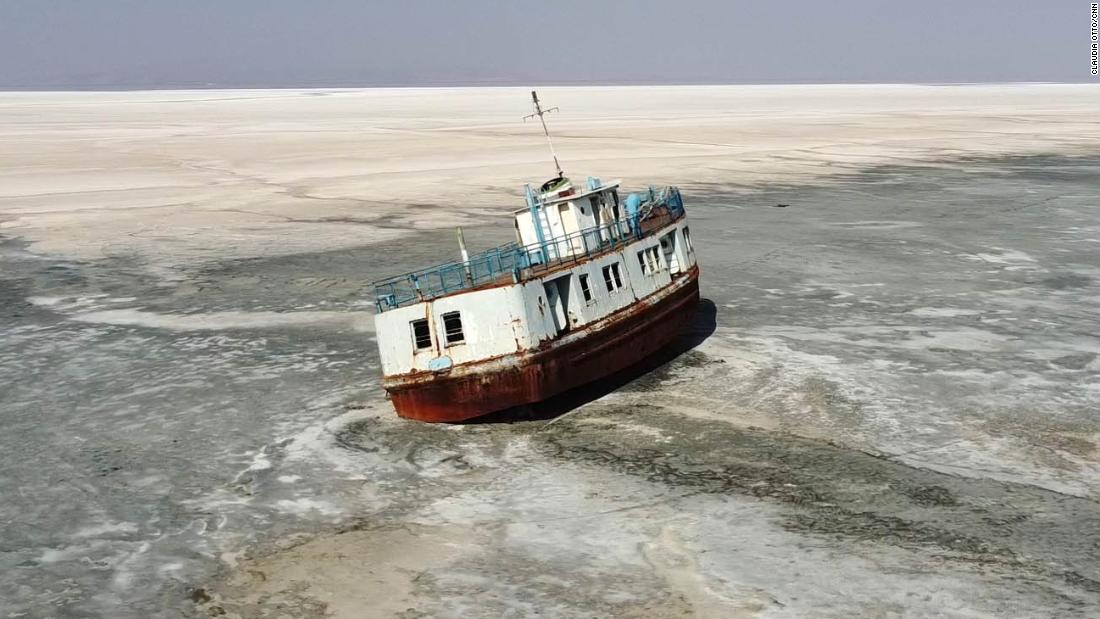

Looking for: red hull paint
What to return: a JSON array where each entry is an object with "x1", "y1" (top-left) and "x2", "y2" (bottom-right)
[{"x1": 385, "y1": 267, "x2": 701, "y2": 422}]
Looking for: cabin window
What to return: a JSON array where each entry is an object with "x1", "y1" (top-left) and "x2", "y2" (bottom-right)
[
  {"x1": 603, "y1": 262, "x2": 624, "y2": 292},
  {"x1": 579, "y1": 274, "x2": 593, "y2": 302},
  {"x1": 637, "y1": 247, "x2": 662, "y2": 274},
  {"x1": 411, "y1": 319, "x2": 432, "y2": 350},
  {"x1": 683, "y1": 226, "x2": 693, "y2": 253},
  {"x1": 442, "y1": 311, "x2": 465, "y2": 345}
]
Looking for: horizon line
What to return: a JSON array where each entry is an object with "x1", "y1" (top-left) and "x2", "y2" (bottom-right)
[{"x1": 1, "y1": 80, "x2": 1097, "y2": 94}]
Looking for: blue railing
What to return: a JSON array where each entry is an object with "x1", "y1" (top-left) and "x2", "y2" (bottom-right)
[{"x1": 372, "y1": 187, "x2": 684, "y2": 312}]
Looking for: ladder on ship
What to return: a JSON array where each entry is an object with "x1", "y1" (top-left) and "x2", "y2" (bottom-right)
[{"x1": 535, "y1": 201, "x2": 559, "y2": 262}]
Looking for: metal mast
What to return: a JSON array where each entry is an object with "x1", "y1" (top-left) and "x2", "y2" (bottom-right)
[{"x1": 523, "y1": 90, "x2": 563, "y2": 177}]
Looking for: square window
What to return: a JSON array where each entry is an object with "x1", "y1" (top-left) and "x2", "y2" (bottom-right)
[
  {"x1": 602, "y1": 265, "x2": 615, "y2": 292},
  {"x1": 637, "y1": 250, "x2": 648, "y2": 273},
  {"x1": 411, "y1": 319, "x2": 432, "y2": 349},
  {"x1": 611, "y1": 263, "x2": 623, "y2": 288},
  {"x1": 442, "y1": 311, "x2": 465, "y2": 345}
]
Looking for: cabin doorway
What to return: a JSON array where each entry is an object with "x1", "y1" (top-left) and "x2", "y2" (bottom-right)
[
  {"x1": 596, "y1": 196, "x2": 614, "y2": 244},
  {"x1": 543, "y1": 275, "x2": 572, "y2": 334}
]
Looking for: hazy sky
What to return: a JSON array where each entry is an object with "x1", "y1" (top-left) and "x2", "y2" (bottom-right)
[{"x1": 0, "y1": 0, "x2": 1092, "y2": 89}]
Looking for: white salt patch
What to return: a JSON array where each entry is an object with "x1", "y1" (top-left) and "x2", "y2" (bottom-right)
[
  {"x1": 111, "y1": 542, "x2": 151, "y2": 590},
  {"x1": 908, "y1": 307, "x2": 981, "y2": 318},
  {"x1": 39, "y1": 547, "x2": 78, "y2": 564},
  {"x1": 280, "y1": 405, "x2": 377, "y2": 476},
  {"x1": 895, "y1": 437, "x2": 1098, "y2": 498},
  {"x1": 968, "y1": 249, "x2": 1036, "y2": 264},
  {"x1": 754, "y1": 325, "x2": 1011, "y2": 352},
  {"x1": 70, "y1": 308, "x2": 375, "y2": 332},
  {"x1": 29, "y1": 294, "x2": 136, "y2": 313},
  {"x1": 827, "y1": 220, "x2": 923, "y2": 230},
  {"x1": 74, "y1": 522, "x2": 139, "y2": 539},
  {"x1": 245, "y1": 451, "x2": 272, "y2": 472},
  {"x1": 27, "y1": 295, "x2": 65, "y2": 306},
  {"x1": 277, "y1": 475, "x2": 302, "y2": 483},
  {"x1": 220, "y1": 550, "x2": 246, "y2": 568},
  {"x1": 275, "y1": 498, "x2": 342, "y2": 516}
]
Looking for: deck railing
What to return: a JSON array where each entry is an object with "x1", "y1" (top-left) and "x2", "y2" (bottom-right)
[{"x1": 373, "y1": 187, "x2": 684, "y2": 312}]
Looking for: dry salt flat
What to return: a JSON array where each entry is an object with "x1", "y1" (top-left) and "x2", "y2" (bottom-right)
[{"x1": 1, "y1": 84, "x2": 1100, "y2": 618}]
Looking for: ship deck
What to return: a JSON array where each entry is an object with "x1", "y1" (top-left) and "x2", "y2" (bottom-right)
[{"x1": 372, "y1": 191, "x2": 685, "y2": 312}]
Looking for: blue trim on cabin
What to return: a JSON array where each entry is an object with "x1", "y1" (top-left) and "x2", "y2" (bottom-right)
[{"x1": 372, "y1": 186, "x2": 685, "y2": 312}]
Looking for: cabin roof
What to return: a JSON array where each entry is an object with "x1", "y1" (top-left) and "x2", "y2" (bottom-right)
[{"x1": 512, "y1": 180, "x2": 622, "y2": 214}]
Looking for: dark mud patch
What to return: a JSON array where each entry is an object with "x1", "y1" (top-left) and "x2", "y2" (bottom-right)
[
  {"x1": 1051, "y1": 353, "x2": 1097, "y2": 370},
  {"x1": 334, "y1": 414, "x2": 530, "y2": 480},
  {"x1": 1040, "y1": 273, "x2": 1093, "y2": 290},
  {"x1": 534, "y1": 405, "x2": 1100, "y2": 604},
  {"x1": 897, "y1": 483, "x2": 958, "y2": 507},
  {"x1": 617, "y1": 350, "x2": 716, "y2": 393}
]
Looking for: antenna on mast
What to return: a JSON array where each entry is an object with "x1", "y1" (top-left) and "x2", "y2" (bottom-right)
[{"x1": 523, "y1": 90, "x2": 563, "y2": 178}]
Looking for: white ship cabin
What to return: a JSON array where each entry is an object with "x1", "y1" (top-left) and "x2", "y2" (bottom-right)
[{"x1": 372, "y1": 176, "x2": 696, "y2": 377}]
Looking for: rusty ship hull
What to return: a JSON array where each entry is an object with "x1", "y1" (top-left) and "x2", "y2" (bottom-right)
[{"x1": 384, "y1": 265, "x2": 700, "y2": 423}]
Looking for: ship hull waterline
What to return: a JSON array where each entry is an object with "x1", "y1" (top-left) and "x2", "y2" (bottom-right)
[{"x1": 384, "y1": 266, "x2": 701, "y2": 423}]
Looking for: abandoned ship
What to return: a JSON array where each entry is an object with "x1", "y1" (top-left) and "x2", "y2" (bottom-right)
[{"x1": 371, "y1": 93, "x2": 700, "y2": 422}]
